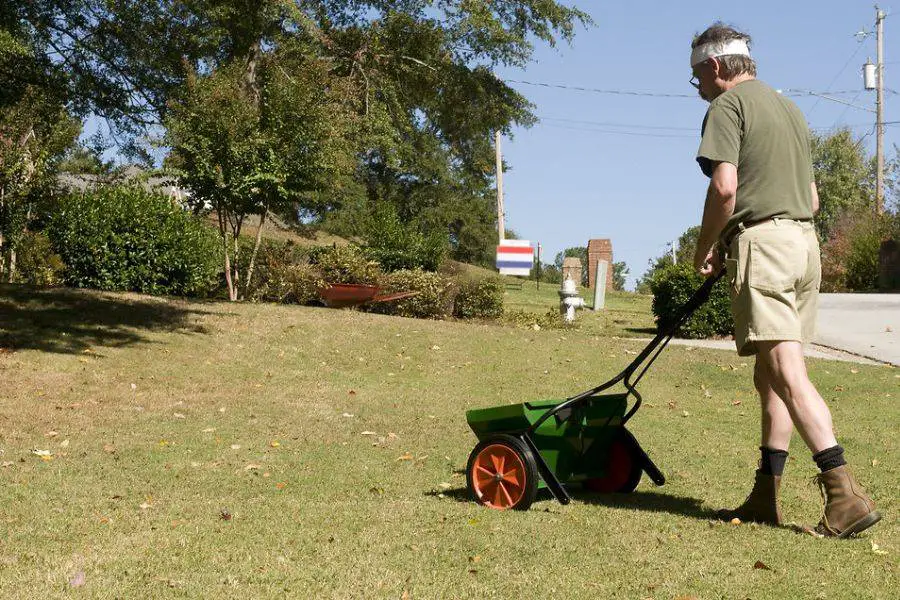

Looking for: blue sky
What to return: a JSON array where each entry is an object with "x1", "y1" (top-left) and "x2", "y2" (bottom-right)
[{"x1": 496, "y1": 1, "x2": 897, "y2": 288}]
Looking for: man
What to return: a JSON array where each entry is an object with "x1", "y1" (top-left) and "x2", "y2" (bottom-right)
[{"x1": 689, "y1": 23, "x2": 881, "y2": 537}]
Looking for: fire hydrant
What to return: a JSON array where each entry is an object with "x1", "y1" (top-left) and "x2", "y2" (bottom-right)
[{"x1": 558, "y1": 277, "x2": 586, "y2": 323}]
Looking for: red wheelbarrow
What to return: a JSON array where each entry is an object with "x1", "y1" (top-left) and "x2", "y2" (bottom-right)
[{"x1": 319, "y1": 284, "x2": 418, "y2": 309}]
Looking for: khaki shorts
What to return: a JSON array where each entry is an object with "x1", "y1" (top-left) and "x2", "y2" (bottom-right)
[{"x1": 725, "y1": 218, "x2": 821, "y2": 356}]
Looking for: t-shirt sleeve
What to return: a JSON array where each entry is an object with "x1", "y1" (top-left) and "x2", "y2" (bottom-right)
[{"x1": 696, "y1": 100, "x2": 742, "y2": 177}]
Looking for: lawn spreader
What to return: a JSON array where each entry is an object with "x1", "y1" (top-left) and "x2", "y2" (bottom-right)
[{"x1": 465, "y1": 271, "x2": 725, "y2": 510}]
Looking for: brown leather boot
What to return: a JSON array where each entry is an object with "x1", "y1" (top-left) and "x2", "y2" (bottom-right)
[
  {"x1": 717, "y1": 471, "x2": 782, "y2": 525},
  {"x1": 815, "y1": 465, "x2": 881, "y2": 538}
]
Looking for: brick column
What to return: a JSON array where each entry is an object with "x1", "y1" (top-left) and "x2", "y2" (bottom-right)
[{"x1": 587, "y1": 239, "x2": 613, "y2": 290}]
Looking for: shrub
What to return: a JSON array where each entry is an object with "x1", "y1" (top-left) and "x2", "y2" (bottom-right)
[
  {"x1": 821, "y1": 211, "x2": 895, "y2": 292},
  {"x1": 14, "y1": 231, "x2": 65, "y2": 286},
  {"x1": 372, "y1": 268, "x2": 455, "y2": 319},
  {"x1": 47, "y1": 186, "x2": 221, "y2": 296},
  {"x1": 309, "y1": 244, "x2": 381, "y2": 285},
  {"x1": 362, "y1": 204, "x2": 446, "y2": 272},
  {"x1": 649, "y1": 262, "x2": 732, "y2": 339},
  {"x1": 248, "y1": 241, "x2": 324, "y2": 304},
  {"x1": 454, "y1": 276, "x2": 504, "y2": 319}
]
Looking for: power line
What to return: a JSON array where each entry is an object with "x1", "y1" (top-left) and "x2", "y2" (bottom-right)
[{"x1": 808, "y1": 36, "x2": 869, "y2": 116}]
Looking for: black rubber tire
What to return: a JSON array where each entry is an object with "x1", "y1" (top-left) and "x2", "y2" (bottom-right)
[
  {"x1": 466, "y1": 434, "x2": 540, "y2": 511},
  {"x1": 582, "y1": 434, "x2": 644, "y2": 494}
]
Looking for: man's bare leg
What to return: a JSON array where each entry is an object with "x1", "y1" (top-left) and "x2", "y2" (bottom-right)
[
  {"x1": 754, "y1": 340, "x2": 879, "y2": 537},
  {"x1": 754, "y1": 341, "x2": 836, "y2": 452},
  {"x1": 754, "y1": 358, "x2": 794, "y2": 451}
]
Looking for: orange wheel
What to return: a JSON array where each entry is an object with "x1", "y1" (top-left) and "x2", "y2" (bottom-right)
[{"x1": 466, "y1": 434, "x2": 538, "y2": 510}]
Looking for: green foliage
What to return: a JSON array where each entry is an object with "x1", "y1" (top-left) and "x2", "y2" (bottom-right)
[
  {"x1": 649, "y1": 263, "x2": 732, "y2": 339},
  {"x1": 247, "y1": 241, "x2": 324, "y2": 305},
  {"x1": 637, "y1": 226, "x2": 700, "y2": 293},
  {"x1": 310, "y1": 244, "x2": 381, "y2": 286},
  {"x1": 47, "y1": 186, "x2": 221, "y2": 296},
  {"x1": 811, "y1": 129, "x2": 875, "y2": 241},
  {"x1": 13, "y1": 231, "x2": 64, "y2": 286},
  {"x1": 372, "y1": 269, "x2": 456, "y2": 319},
  {"x1": 612, "y1": 261, "x2": 629, "y2": 291},
  {"x1": 362, "y1": 204, "x2": 446, "y2": 272},
  {"x1": 821, "y1": 211, "x2": 897, "y2": 292},
  {"x1": 453, "y1": 277, "x2": 504, "y2": 319}
]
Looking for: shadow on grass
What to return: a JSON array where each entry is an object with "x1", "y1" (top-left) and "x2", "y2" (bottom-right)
[
  {"x1": 427, "y1": 486, "x2": 720, "y2": 520},
  {"x1": 625, "y1": 327, "x2": 659, "y2": 335},
  {"x1": 0, "y1": 284, "x2": 217, "y2": 354}
]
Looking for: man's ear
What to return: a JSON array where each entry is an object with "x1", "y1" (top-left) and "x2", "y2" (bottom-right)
[{"x1": 709, "y1": 57, "x2": 722, "y2": 79}]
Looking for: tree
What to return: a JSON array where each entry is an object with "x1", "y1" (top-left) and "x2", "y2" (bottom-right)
[
  {"x1": 612, "y1": 261, "x2": 629, "y2": 291},
  {"x1": 0, "y1": 17, "x2": 78, "y2": 282},
  {"x1": 637, "y1": 226, "x2": 700, "y2": 292},
  {"x1": 166, "y1": 43, "x2": 356, "y2": 301},
  {"x1": 811, "y1": 129, "x2": 874, "y2": 241}
]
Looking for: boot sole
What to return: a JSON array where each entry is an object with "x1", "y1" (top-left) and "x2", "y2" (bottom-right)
[{"x1": 837, "y1": 510, "x2": 882, "y2": 539}]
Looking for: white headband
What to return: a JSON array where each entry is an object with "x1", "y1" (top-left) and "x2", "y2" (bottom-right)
[{"x1": 690, "y1": 39, "x2": 751, "y2": 67}]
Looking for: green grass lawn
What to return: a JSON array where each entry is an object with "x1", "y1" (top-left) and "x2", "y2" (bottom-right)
[
  {"x1": 0, "y1": 285, "x2": 897, "y2": 599},
  {"x1": 504, "y1": 279, "x2": 657, "y2": 337}
]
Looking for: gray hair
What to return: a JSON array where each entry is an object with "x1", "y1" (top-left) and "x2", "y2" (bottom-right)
[{"x1": 692, "y1": 22, "x2": 757, "y2": 79}]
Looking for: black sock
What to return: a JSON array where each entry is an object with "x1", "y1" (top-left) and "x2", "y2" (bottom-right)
[
  {"x1": 813, "y1": 445, "x2": 846, "y2": 472},
  {"x1": 759, "y1": 446, "x2": 789, "y2": 476}
]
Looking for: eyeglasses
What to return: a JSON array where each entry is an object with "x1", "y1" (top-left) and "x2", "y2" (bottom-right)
[{"x1": 689, "y1": 75, "x2": 700, "y2": 90}]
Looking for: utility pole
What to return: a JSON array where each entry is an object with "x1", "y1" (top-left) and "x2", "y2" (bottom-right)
[
  {"x1": 876, "y1": 6, "x2": 886, "y2": 214},
  {"x1": 495, "y1": 130, "x2": 505, "y2": 241}
]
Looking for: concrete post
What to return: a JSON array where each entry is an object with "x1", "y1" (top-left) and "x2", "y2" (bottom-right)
[{"x1": 593, "y1": 260, "x2": 608, "y2": 311}]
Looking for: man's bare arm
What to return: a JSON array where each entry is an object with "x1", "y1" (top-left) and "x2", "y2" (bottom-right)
[
  {"x1": 810, "y1": 181, "x2": 820, "y2": 214},
  {"x1": 693, "y1": 161, "x2": 737, "y2": 274}
]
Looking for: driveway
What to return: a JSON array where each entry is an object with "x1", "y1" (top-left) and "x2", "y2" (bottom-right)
[{"x1": 816, "y1": 294, "x2": 900, "y2": 366}]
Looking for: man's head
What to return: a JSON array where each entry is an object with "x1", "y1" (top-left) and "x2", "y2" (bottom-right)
[{"x1": 690, "y1": 23, "x2": 757, "y2": 101}]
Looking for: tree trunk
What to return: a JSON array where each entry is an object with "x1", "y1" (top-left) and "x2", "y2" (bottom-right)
[
  {"x1": 217, "y1": 207, "x2": 237, "y2": 301},
  {"x1": 244, "y1": 203, "x2": 269, "y2": 297}
]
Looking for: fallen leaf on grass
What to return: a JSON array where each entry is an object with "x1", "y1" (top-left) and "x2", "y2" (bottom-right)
[
  {"x1": 871, "y1": 541, "x2": 888, "y2": 555},
  {"x1": 469, "y1": 555, "x2": 481, "y2": 563},
  {"x1": 431, "y1": 345, "x2": 441, "y2": 350},
  {"x1": 220, "y1": 509, "x2": 232, "y2": 521},
  {"x1": 60, "y1": 439, "x2": 69, "y2": 448},
  {"x1": 872, "y1": 459, "x2": 879, "y2": 467},
  {"x1": 69, "y1": 571, "x2": 86, "y2": 588},
  {"x1": 396, "y1": 452, "x2": 414, "y2": 461},
  {"x1": 731, "y1": 400, "x2": 742, "y2": 406},
  {"x1": 1, "y1": 461, "x2": 14, "y2": 468},
  {"x1": 244, "y1": 463, "x2": 261, "y2": 471},
  {"x1": 753, "y1": 560, "x2": 771, "y2": 571},
  {"x1": 349, "y1": 390, "x2": 357, "y2": 395},
  {"x1": 667, "y1": 401, "x2": 677, "y2": 410},
  {"x1": 369, "y1": 486, "x2": 384, "y2": 495},
  {"x1": 45, "y1": 430, "x2": 59, "y2": 438},
  {"x1": 360, "y1": 431, "x2": 377, "y2": 436},
  {"x1": 850, "y1": 369, "x2": 859, "y2": 374},
  {"x1": 103, "y1": 444, "x2": 116, "y2": 454},
  {"x1": 202, "y1": 427, "x2": 216, "y2": 433},
  {"x1": 681, "y1": 411, "x2": 690, "y2": 418},
  {"x1": 275, "y1": 482, "x2": 287, "y2": 490},
  {"x1": 730, "y1": 517, "x2": 742, "y2": 525},
  {"x1": 342, "y1": 413, "x2": 355, "y2": 418},
  {"x1": 139, "y1": 502, "x2": 152, "y2": 510},
  {"x1": 269, "y1": 440, "x2": 280, "y2": 448},
  {"x1": 230, "y1": 444, "x2": 241, "y2": 450}
]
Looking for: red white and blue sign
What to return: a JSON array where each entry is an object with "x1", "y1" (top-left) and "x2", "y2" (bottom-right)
[{"x1": 496, "y1": 239, "x2": 534, "y2": 276}]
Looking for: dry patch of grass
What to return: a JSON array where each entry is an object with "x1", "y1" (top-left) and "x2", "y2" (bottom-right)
[{"x1": 0, "y1": 286, "x2": 896, "y2": 598}]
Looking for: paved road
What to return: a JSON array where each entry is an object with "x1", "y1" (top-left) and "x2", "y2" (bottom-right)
[{"x1": 816, "y1": 294, "x2": 900, "y2": 366}]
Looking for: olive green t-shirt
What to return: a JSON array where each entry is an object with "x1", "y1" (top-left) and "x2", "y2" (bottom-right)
[{"x1": 696, "y1": 79, "x2": 814, "y2": 242}]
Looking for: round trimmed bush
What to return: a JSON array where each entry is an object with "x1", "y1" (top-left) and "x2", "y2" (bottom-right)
[
  {"x1": 47, "y1": 186, "x2": 220, "y2": 296},
  {"x1": 649, "y1": 262, "x2": 732, "y2": 339},
  {"x1": 453, "y1": 276, "x2": 504, "y2": 319},
  {"x1": 372, "y1": 268, "x2": 456, "y2": 319}
]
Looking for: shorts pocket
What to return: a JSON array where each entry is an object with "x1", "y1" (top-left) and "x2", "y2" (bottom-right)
[
  {"x1": 748, "y1": 238, "x2": 801, "y2": 294},
  {"x1": 725, "y1": 257, "x2": 740, "y2": 296}
]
